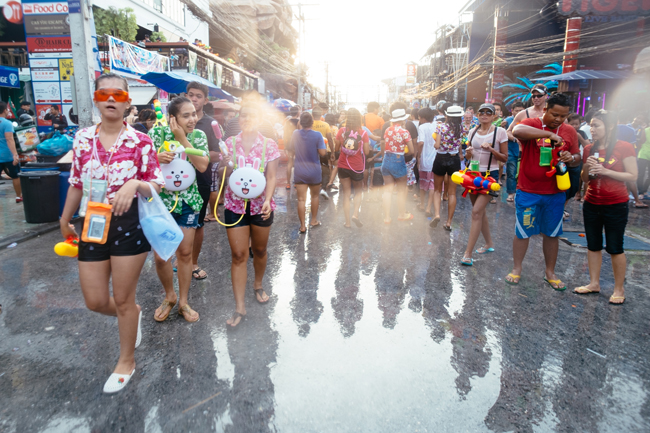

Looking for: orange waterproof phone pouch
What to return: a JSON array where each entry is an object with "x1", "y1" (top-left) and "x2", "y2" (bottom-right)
[{"x1": 81, "y1": 202, "x2": 113, "y2": 244}]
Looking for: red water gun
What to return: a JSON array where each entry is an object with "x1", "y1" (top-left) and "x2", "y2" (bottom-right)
[
  {"x1": 541, "y1": 139, "x2": 571, "y2": 191},
  {"x1": 54, "y1": 236, "x2": 79, "y2": 257},
  {"x1": 451, "y1": 170, "x2": 501, "y2": 198}
]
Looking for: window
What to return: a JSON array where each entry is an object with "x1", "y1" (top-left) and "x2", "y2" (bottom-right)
[{"x1": 153, "y1": 0, "x2": 162, "y2": 13}]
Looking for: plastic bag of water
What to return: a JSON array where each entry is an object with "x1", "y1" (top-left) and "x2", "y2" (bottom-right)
[{"x1": 138, "y1": 185, "x2": 183, "y2": 261}]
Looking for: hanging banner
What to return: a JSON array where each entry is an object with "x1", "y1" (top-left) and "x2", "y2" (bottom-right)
[
  {"x1": 559, "y1": 0, "x2": 650, "y2": 15},
  {"x1": 406, "y1": 64, "x2": 417, "y2": 84},
  {"x1": 188, "y1": 50, "x2": 197, "y2": 75},
  {"x1": 108, "y1": 35, "x2": 169, "y2": 79},
  {"x1": 215, "y1": 63, "x2": 222, "y2": 88},
  {"x1": 207, "y1": 59, "x2": 215, "y2": 84}
]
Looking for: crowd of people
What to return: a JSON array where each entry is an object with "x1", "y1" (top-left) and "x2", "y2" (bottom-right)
[{"x1": 55, "y1": 75, "x2": 649, "y2": 394}]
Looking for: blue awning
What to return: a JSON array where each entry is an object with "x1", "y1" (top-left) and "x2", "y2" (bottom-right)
[
  {"x1": 0, "y1": 65, "x2": 20, "y2": 89},
  {"x1": 140, "y1": 71, "x2": 234, "y2": 101},
  {"x1": 532, "y1": 70, "x2": 631, "y2": 81}
]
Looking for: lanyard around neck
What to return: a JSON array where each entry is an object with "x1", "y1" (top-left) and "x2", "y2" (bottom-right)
[{"x1": 91, "y1": 124, "x2": 124, "y2": 185}]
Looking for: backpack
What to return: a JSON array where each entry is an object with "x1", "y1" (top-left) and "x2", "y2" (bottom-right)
[{"x1": 340, "y1": 128, "x2": 363, "y2": 156}]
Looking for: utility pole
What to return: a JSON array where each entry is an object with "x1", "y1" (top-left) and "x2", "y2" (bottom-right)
[
  {"x1": 325, "y1": 61, "x2": 329, "y2": 108},
  {"x1": 68, "y1": 0, "x2": 97, "y2": 128},
  {"x1": 295, "y1": 3, "x2": 303, "y2": 107}
]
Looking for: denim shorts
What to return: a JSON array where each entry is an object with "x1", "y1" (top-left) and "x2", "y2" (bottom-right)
[
  {"x1": 583, "y1": 201, "x2": 628, "y2": 255},
  {"x1": 514, "y1": 190, "x2": 565, "y2": 239},
  {"x1": 173, "y1": 201, "x2": 200, "y2": 229},
  {"x1": 381, "y1": 152, "x2": 407, "y2": 179}
]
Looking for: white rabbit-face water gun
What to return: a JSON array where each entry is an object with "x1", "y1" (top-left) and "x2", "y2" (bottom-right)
[{"x1": 158, "y1": 138, "x2": 207, "y2": 211}]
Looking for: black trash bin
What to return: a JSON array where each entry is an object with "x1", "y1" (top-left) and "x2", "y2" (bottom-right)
[{"x1": 19, "y1": 170, "x2": 61, "y2": 223}]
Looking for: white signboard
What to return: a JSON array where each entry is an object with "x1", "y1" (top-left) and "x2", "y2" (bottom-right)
[
  {"x1": 31, "y1": 67, "x2": 58, "y2": 81},
  {"x1": 60, "y1": 80, "x2": 72, "y2": 103},
  {"x1": 33, "y1": 81, "x2": 61, "y2": 104}
]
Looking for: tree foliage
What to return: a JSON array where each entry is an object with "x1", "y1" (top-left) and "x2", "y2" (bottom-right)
[
  {"x1": 93, "y1": 6, "x2": 138, "y2": 43},
  {"x1": 150, "y1": 31, "x2": 167, "y2": 42}
]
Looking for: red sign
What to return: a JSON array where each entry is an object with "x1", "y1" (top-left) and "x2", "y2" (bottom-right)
[
  {"x1": 3, "y1": 1, "x2": 23, "y2": 24},
  {"x1": 27, "y1": 36, "x2": 71, "y2": 53},
  {"x1": 22, "y1": 2, "x2": 69, "y2": 15},
  {"x1": 559, "y1": 0, "x2": 650, "y2": 15},
  {"x1": 406, "y1": 64, "x2": 417, "y2": 84}
]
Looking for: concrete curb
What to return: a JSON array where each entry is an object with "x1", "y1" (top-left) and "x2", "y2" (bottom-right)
[{"x1": 0, "y1": 217, "x2": 81, "y2": 250}]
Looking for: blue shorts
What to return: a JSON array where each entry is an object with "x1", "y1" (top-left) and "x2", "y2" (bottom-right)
[
  {"x1": 381, "y1": 152, "x2": 407, "y2": 179},
  {"x1": 173, "y1": 201, "x2": 200, "y2": 229},
  {"x1": 514, "y1": 190, "x2": 565, "y2": 239}
]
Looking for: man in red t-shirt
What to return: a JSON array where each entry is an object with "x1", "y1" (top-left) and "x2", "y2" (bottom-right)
[{"x1": 505, "y1": 93, "x2": 580, "y2": 290}]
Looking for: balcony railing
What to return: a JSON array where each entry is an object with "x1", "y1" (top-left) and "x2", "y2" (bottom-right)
[{"x1": 0, "y1": 43, "x2": 28, "y2": 68}]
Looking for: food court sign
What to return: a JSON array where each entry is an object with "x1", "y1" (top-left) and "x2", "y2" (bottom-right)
[{"x1": 559, "y1": 0, "x2": 650, "y2": 15}]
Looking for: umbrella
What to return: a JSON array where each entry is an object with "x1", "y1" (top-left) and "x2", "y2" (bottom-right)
[
  {"x1": 140, "y1": 71, "x2": 234, "y2": 101},
  {"x1": 272, "y1": 98, "x2": 296, "y2": 113},
  {"x1": 211, "y1": 99, "x2": 240, "y2": 111}
]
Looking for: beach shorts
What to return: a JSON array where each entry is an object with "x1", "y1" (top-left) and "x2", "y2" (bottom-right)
[
  {"x1": 381, "y1": 152, "x2": 407, "y2": 179},
  {"x1": 419, "y1": 170, "x2": 435, "y2": 191},
  {"x1": 432, "y1": 153, "x2": 461, "y2": 177},
  {"x1": 224, "y1": 202, "x2": 274, "y2": 229},
  {"x1": 173, "y1": 201, "x2": 200, "y2": 229},
  {"x1": 514, "y1": 190, "x2": 565, "y2": 239},
  {"x1": 78, "y1": 198, "x2": 151, "y2": 262},
  {"x1": 0, "y1": 161, "x2": 20, "y2": 179}
]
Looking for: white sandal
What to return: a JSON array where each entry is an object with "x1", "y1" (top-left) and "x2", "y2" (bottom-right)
[
  {"x1": 103, "y1": 368, "x2": 135, "y2": 394},
  {"x1": 135, "y1": 309, "x2": 142, "y2": 349}
]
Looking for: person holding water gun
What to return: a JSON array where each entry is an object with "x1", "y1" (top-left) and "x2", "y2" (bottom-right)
[
  {"x1": 59, "y1": 73, "x2": 164, "y2": 393},
  {"x1": 149, "y1": 96, "x2": 209, "y2": 324},
  {"x1": 459, "y1": 103, "x2": 508, "y2": 266},
  {"x1": 505, "y1": 93, "x2": 579, "y2": 290}
]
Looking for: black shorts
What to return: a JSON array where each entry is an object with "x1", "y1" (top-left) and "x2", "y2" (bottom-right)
[
  {"x1": 338, "y1": 167, "x2": 364, "y2": 182},
  {"x1": 78, "y1": 198, "x2": 151, "y2": 262},
  {"x1": 432, "y1": 153, "x2": 461, "y2": 177},
  {"x1": 225, "y1": 203, "x2": 274, "y2": 229},
  {"x1": 197, "y1": 184, "x2": 211, "y2": 228},
  {"x1": 583, "y1": 201, "x2": 628, "y2": 255},
  {"x1": 372, "y1": 168, "x2": 384, "y2": 186},
  {"x1": 0, "y1": 162, "x2": 20, "y2": 179}
]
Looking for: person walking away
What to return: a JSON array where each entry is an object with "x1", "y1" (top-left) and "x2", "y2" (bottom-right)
[
  {"x1": 460, "y1": 104, "x2": 508, "y2": 265},
  {"x1": 431, "y1": 105, "x2": 464, "y2": 230},
  {"x1": 59, "y1": 74, "x2": 164, "y2": 393},
  {"x1": 364, "y1": 102, "x2": 385, "y2": 133},
  {"x1": 505, "y1": 93, "x2": 579, "y2": 289},
  {"x1": 149, "y1": 97, "x2": 209, "y2": 323},
  {"x1": 186, "y1": 82, "x2": 222, "y2": 280},
  {"x1": 381, "y1": 108, "x2": 414, "y2": 223},
  {"x1": 284, "y1": 105, "x2": 301, "y2": 189},
  {"x1": 636, "y1": 123, "x2": 650, "y2": 199},
  {"x1": 416, "y1": 107, "x2": 437, "y2": 215},
  {"x1": 219, "y1": 101, "x2": 280, "y2": 327},
  {"x1": 574, "y1": 110, "x2": 638, "y2": 304},
  {"x1": 292, "y1": 112, "x2": 327, "y2": 233},
  {"x1": 335, "y1": 108, "x2": 369, "y2": 227},
  {"x1": 132, "y1": 109, "x2": 156, "y2": 134},
  {"x1": 310, "y1": 106, "x2": 334, "y2": 200},
  {"x1": 617, "y1": 113, "x2": 648, "y2": 208},
  {"x1": 0, "y1": 102, "x2": 22, "y2": 202},
  {"x1": 565, "y1": 113, "x2": 590, "y2": 217},
  {"x1": 503, "y1": 102, "x2": 525, "y2": 202}
]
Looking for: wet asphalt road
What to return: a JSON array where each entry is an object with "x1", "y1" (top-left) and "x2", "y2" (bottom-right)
[{"x1": 1, "y1": 181, "x2": 650, "y2": 433}]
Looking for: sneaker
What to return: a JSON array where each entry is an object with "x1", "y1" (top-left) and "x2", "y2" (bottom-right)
[
  {"x1": 319, "y1": 189, "x2": 329, "y2": 200},
  {"x1": 15, "y1": 196, "x2": 23, "y2": 203}
]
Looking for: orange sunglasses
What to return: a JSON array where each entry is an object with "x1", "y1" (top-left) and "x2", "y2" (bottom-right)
[{"x1": 94, "y1": 88, "x2": 130, "y2": 102}]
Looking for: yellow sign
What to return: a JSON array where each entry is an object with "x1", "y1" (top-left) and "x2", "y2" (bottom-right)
[{"x1": 59, "y1": 59, "x2": 74, "y2": 81}]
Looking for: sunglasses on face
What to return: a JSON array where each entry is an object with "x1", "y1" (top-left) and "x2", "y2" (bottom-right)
[
  {"x1": 531, "y1": 94, "x2": 545, "y2": 99},
  {"x1": 478, "y1": 110, "x2": 493, "y2": 115},
  {"x1": 94, "y1": 88, "x2": 129, "y2": 102}
]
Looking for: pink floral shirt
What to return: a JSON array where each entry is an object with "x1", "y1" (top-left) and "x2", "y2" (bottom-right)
[
  {"x1": 384, "y1": 125, "x2": 411, "y2": 154},
  {"x1": 69, "y1": 123, "x2": 164, "y2": 199},
  {"x1": 223, "y1": 132, "x2": 280, "y2": 215}
]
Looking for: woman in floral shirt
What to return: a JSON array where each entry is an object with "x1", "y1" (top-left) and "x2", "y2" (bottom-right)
[
  {"x1": 148, "y1": 96, "x2": 209, "y2": 324},
  {"x1": 431, "y1": 105, "x2": 464, "y2": 231},
  {"x1": 381, "y1": 108, "x2": 414, "y2": 223},
  {"x1": 220, "y1": 101, "x2": 280, "y2": 328},
  {"x1": 60, "y1": 73, "x2": 164, "y2": 394}
]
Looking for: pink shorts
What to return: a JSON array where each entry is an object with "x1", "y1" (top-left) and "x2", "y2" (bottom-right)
[{"x1": 419, "y1": 170, "x2": 435, "y2": 191}]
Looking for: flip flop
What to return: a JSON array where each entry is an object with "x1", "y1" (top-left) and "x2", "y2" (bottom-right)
[
  {"x1": 351, "y1": 217, "x2": 363, "y2": 227},
  {"x1": 544, "y1": 277, "x2": 566, "y2": 291},
  {"x1": 634, "y1": 202, "x2": 648, "y2": 208},
  {"x1": 310, "y1": 221, "x2": 322, "y2": 229},
  {"x1": 135, "y1": 308, "x2": 142, "y2": 349},
  {"x1": 609, "y1": 295, "x2": 625, "y2": 304},
  {"x1": 227, "y1": 312, "x2": 246, "y2": 328},
  {"x1": 192, "y1": 268, "x2": 208, "y2": 280},
  {"x1": 103, "y1": 368, "x2": 135, "y2": 394},
  {"x1": 443, "y1": 225, "x2": 452, "y2": 231},
  {"x1": 429, "y1": 216, "x2": 440, "y2": 228},
  {"x1": 154, "y1": 299, "x2": 176, "y2": 322},
  {"x1": 255, "y1": 288, "x2": 270, "y2": 304},
  {"x1": 398, "y1": 213, "x2": 414, "y2": 221},
  {"x1": 299, "y1": 228, "x2": 307, "y2": 234},
  {"x1": 475, "y1": 247, "x2": 495, "y2": 254},
  {"x1": 505, "y1": 273, "x2": 520, "y2": 285},
  {"x1": 506, "y1": 197, "x2": 514, "y2": 202},
  {"x1": 178, "y1": 304, "x2": 200, "y2": 322},
  {"x1": 285, "y1": 184, "x2": 291, "y2": 189},
  {"x1": 384, "y1": 219, "x2": 392, "y2": 225},
  {"x1": 425, "y1": 211, "x2": 433, "y2": 217},
  {"x1": 460, "y1": 257, "x2": 473, "y2": 266},
  {"x1": 574, "y1": 286, "x2": 600, "y2": 295}
]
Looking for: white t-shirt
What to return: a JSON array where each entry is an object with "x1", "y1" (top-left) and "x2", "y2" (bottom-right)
[
  {"x1": 469, "y1": 126, "x2": 508, "y2": 173},
  {"x1": 417, "y1": 122, "x2": 438, "y2": 172},
  {"x1": 580, "y1": 123, "x2": 592, "y2": 141}
]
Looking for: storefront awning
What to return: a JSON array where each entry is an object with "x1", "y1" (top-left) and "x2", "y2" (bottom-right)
[
  {"x1": 130, "y1": 87, "x2": 158, "y2": 106},
  {"x1": 532, "y1": 70, "x2": 631, "y2": 81}
]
